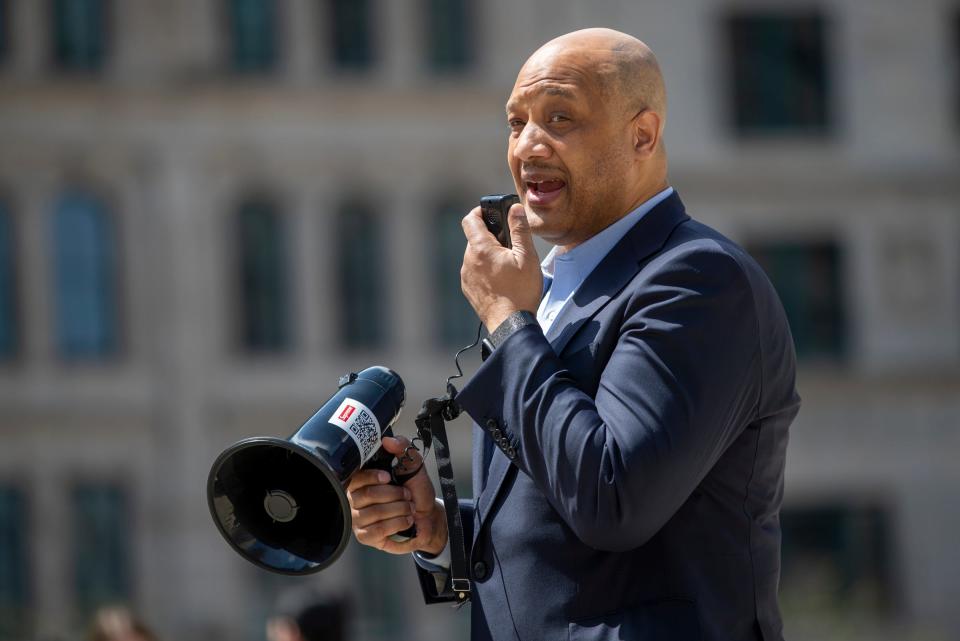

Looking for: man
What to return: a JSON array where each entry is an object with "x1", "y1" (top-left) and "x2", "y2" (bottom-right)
[{"x1": 346, "y1": 28, "x2": 800, "y2": 641}]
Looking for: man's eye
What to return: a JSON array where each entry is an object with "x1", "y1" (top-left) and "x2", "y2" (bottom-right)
[
  {"x1": 549, "y1": 114, "x2": 569, "y2": 123},
  {"x1": 508, "y1": 119, "x2": 525, "y2": 131}
]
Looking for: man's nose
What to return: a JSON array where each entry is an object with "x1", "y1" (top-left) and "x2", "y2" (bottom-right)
[{"x1": 512, "y1": 123, "x2": 552, "y2": 162}]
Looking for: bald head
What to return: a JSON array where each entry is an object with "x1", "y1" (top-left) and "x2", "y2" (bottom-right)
[{"x1": 522, "y1": 28, "x2": 666, "y2": 127}]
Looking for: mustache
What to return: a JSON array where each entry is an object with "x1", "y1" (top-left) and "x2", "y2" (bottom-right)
[{"x1": 520, "y1": 162, "x2": 563, "y2": 173}]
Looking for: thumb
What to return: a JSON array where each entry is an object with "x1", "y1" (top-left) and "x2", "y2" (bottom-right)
[
  {"x1": 507, "y1": 203, "x2": 536, "y2": 258},
  {"x1": 380, "y1": 435, "x2": 410, "y2": 457}
]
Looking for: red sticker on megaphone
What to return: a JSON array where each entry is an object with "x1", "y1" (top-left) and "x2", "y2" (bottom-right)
[{"x1": 329, "y1": 398, "x2": 381, "y2": 465}]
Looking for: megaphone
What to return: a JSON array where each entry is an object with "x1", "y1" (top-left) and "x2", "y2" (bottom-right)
[{"x1": 207, "y1": 366, "x2": 409, "y2": 575}]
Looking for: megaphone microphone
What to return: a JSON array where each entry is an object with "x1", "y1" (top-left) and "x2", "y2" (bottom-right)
[{"x1": 207, "y1": 366, "x2": 414, "y2": 575}]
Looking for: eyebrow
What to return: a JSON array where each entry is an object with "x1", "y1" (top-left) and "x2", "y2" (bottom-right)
[{"x1": 506, "y1": 85, "x2": 578, "y2": 113}]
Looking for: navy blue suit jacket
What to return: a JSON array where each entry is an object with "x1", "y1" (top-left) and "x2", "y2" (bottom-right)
[{"x1": 416, "y1": 193, "x2": 800, "y2": 641}]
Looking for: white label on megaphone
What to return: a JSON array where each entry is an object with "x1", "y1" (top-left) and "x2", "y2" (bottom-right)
[{"x1": 328, "y1": 398, "x2": 381, "y2": 465}]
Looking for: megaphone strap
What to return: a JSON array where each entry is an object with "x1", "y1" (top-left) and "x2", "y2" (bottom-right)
[{"x1": 416, "y1": 394, "x2": 471, "y2": 601}]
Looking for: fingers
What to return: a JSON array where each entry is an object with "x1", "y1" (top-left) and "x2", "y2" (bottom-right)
[
  {"x1": 346, "y1": 469, "x2": 390, "y2": 494},
  {"x1": 461, "y1": 206, "x2": 499, "y2": 249},
  {"x1": 507, "y1": 203, "x2": 536, "y2": 257},
  {"x1": 351, "y1": 497, "x2": 415, "y2": 529},
  {"x1": 348, "y1": 479, "x2": 410, "y2": 510},
  {"x1": 354, "y1": 514, "x2": 416, "y2": 549}
]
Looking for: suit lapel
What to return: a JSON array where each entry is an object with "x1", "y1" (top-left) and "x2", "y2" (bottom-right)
[
  {"x1": 472, "y1": 192, "x2": 690, "y2": 539},
  {"x1": 545, "y1": 192, "x2": 690, "y2": 354}
]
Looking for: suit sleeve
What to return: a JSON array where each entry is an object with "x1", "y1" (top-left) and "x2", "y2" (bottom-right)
[
  {"x1": 456, "y1": 245, "x2": 761, "y2": 551},
  {"x1": 414, "y1": 499, "x2": 475, "y2": 604}
]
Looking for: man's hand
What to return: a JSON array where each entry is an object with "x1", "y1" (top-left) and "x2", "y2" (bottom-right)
[
  {"x1": 346, "y1": 435, "x2": 448, "y2": 556},
  {"x1": 461, "y1": 203, "x2": 542, "y2": 333}
]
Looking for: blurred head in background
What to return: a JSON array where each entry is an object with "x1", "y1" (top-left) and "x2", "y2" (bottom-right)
[
  {"x1": 87, "y1": 606, "x2": 158, "y2": 641},
  {"x1": 266, "y1": 594, "x2": 351, "y2": 641}
]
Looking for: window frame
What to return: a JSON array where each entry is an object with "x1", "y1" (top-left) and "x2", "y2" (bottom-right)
[
  {"x1": 51, "y1": 188, "x2": 123, "y2": 362},
  {"x1": 231, "y1": 194, "x2": 293, "y2": 354},
  {"x1": 328, "y1": 0, "x2": 376, "y2": 72},
  {"x1": 745, "y1": 236, "x2": 848, "y2": 363},
  {"x1": 50, "y1": 0, "x2": 111, "y2": 73},
  {"x1": 333, "y1": 198, "x2": 386, "y2": 350},
  {"x1": 0, "y1": 196, "x2": 20, "y2": 363},
  {"x1": 424, "y1": 0, "x2": 475, "y2": 74},
  {"x1": 70, "y1": 481, "x2": 133, "y2": 618},
  {"x1": 0, "y1": 482, "x2": 31, "y2": 639},
  {"x1": 724, "y1": 9, "x2": 832, "y2": 137},
  {"x1": 223, "y1": 0, "x2": 282, "y2": 74}
]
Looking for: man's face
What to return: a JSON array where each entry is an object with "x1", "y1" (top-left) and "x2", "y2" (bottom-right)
[{"x1": 506, "y1": 49, "x2": 635, "y2": 248}]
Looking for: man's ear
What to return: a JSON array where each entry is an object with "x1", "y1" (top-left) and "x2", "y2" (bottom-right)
[{"x1": 632, "y1": 109, "x2": 662, "y2": 158}]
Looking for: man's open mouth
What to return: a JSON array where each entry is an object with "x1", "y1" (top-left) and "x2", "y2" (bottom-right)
[{"x1": 525, "y1": 179, "x2": 566, "y2": 206}]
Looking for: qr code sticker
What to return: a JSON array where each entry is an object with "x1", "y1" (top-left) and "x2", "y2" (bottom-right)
[
  {"x1": 349, "y1": 409, "x2": 380, "y2": 461},
  {"x1": 329, "y1": 398, "x2": 381, "y2": 464}
]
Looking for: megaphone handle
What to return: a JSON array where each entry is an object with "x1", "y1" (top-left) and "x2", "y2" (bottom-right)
[{"x1": 388, "y1": 465, "x2": 418, "y2": 541}]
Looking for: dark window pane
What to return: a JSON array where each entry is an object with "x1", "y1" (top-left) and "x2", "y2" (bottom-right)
[
  {"x1": 228, "y1": 0, "x2": 277, "y2": 72},
  {"x1": 433, "y1": 201, "x2": 476, "y2": 348},
  {"x1": 236, "y1": 199, "x2": 290, "y2": 352},
  {"x1": 52, "y1": 0, "x2": 107, "y2": 72},
  {"x1": 748, "y1": 241, "x2": 845, "y2": 361},
  {"x1": 0, "y1": 487, "x2": 29, "y2": 639},
  {"x1": 72, "y1": 484, "x2": 130, "y2": 616},
  {"x1": 335, "y1": 202, "x2": 384, "y2": 349},
  {"x1": 52, "y1": 192, "x2": 118, "y2": 360},
  {"x1": 329, "y1": 0, "x2": 373, "y2": 70},
  {"x1": 727, "y1": 12, "x2": 829, "y2": 134},
  {"x1": 955, "y1": 11, "x2": 960, "y2": 124},
  {"x1": 0, "y1": 0, "x2": 9, "y2": 64},
  {"x1": 780, "y1": 504, "x2": 893, "y2": 615},
  {"x1": 0, "y1": 205, "x2": 16, "y2": 360},
  {"x1": 426, "y1": 0, "x2": 473, "y2": 72}
]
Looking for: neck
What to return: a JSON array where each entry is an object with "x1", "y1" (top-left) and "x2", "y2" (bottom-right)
[{"x1": 558, "y1": 174, "x2": 670, "y2": 253}]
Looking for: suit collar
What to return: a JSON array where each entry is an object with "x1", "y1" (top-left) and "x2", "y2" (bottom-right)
[{"x1": 544, "y1": 191, "x2": 690, "y2": 354}]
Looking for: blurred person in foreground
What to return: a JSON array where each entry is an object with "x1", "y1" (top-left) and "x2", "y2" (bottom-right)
[
  {"x1": 266, "y1": 594, "x2": 350, "y2": 641},
  {"x1": 87, "y1": 606, "x2": 157, "y2": 641},
  {"x1": 347, "y1": 28, "x2": 800, "y2": 640}
]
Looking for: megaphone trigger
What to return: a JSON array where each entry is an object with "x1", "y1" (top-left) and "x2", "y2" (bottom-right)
[{"x1": 391, "y1": 445, "x2": 423, "y2": 485}]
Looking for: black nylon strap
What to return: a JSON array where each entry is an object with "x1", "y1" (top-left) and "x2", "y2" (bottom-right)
[{"x1": 415, "y1": 397, "x2": 471, "y2": 600}]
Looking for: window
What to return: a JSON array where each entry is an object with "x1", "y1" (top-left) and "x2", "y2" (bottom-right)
[
  {"x1": 329, "y1": 0, "x2": 373, "y2": 70},
  {"x1": 433, "y1": 200, "x2": 476, "y2": 348},
  {"x1": 235, "y1": 198, "x2": 290, "y2": 352},
  {"x1": 52, "y1": 192, "x2": 119, "y2": 360},
  {"x1": 748, "y1": 241, "x2": 845, "y2": 361},
  {"x1": 0, "y1": 203, "x2": 16, "y2": 361},
  {"x1": 52, "y1": 0, "x2": 107, "y2": 72},
  {"x1": 227, "y1": 0, "x2": 278, "y2": 73},
  {"x1": 0, "y1": 486, "x2": 29, "y2": 639},
  {"x1": 954, "y1": 10, "x2": 960, "y2": 125},
  {"x1": 726, "y1": 11, "x2": 829, "y2": 134},
  {"x1": 335, "y1": 201, "x2": 385, "y2": 349},
  {"x1": 780, "y1": 503, "x2": 893, "y2": 616},
  {"x1": 425, "y1": 0, "x2": 473, "y2": 72},
  {"x1": 0, "y1": 0, "x2": 10, "y2": 66},
  {"x1": 72, "y1": 484, "x2": 130, "y2": 616}
]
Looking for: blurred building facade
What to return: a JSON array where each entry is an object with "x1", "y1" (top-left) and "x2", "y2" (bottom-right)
[{"x1": 0, "y1": 1, "x2": 958, "y2": 640}]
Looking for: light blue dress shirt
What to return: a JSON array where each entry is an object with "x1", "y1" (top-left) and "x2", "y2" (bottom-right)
[{"x1": 537, "y1": 186, "x2": 674, "y2": 333}]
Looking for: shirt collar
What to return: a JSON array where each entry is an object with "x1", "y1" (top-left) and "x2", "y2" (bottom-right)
[{"x1": 540, "y1": 186, "x2": 675, "y2": 283}]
